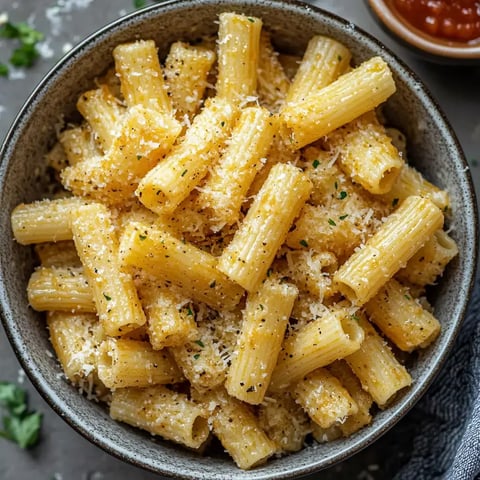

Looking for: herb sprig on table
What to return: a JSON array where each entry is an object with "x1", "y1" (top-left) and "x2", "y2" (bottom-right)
[
  {"x1": 0, "y1": 381, "x2": 42, "y2": 449},
  {"x1": 0, "y1": 19, "x2": 44, "y2": 77}
]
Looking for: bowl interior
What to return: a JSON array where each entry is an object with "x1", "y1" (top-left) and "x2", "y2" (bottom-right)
[{"x1": 0, "y1": 1, "x2": 477, "y2": 479}]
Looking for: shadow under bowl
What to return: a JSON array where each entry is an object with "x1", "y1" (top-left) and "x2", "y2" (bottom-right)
[{"x1": 0, "y1": 0, "x2": 478, "y2": 479}]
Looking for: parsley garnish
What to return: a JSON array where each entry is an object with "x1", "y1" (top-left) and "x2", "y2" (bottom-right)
[
  {"x1": 139, "y1": 234, "x2": 147, "y2": 240},
  {"x1": 194, "y1": 340, "x2": 205, "y2": 348},
  {"x1": 0, "y1": 382, "x2": 42, "y2": 449},
  {"x1": 136, "y1": 154, "x2": 143, "y2": 160},
  {"x1": 339, "y1": 214, "x2": 349, "y2": 220},
  {"x1": 181, "y1": 169, "x2": 187, "y2": 177},
  {"x1": 338, "y1": 191, "x2": 347, "y2": 200},
  {"x1": 0, "y1": 63, "x2": 8, "y2": 77},
  {"x1": 299, "y1": 239, "x2": 309, "y2": 248},
  {"x1": 404, "y1": 294, "x2": 411, "y2": 300},
  {"x1": 328, "y1": 218, "x2": 336, "y2": 226},
  {"x1": 103, "y1": 293, "x2": 112, "y2": 301},
  {"x1": 351, "y1": 314, "x2": 360, "y2": 321},
  {"x1": 0, "y1": 21, "x2": 44, "y2": 73},
  {"x1": 193, "y1": 353, "x2": 200, "y2": 360},
  {"x1": 186, "y1": 306, "x2": 193, "y2": 316},
  {"x1": 247, "y1": 17, "x2": 255, "y2": 23},
  {"x1": 312, "y1": 159, "x2": 320, "y2": 169}
]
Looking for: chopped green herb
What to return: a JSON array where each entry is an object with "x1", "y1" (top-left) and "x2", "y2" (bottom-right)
[
  {"x1": 338, "y1": 191, "x2": 347, "y2": 200},
  {"x1": 312, "y1": 159, "x2": 320, "y2": 169},
  {"x1": 404, "y1": 294, "x2": 411, "y2": 300},
  {"x1": 220, "y1": 121, "x2": 225, "y2": 127},
  {"x1": 299, "y1": 239, "x2": 309, "y2": 248},
  {"x1": 133, "y1": 0, "x2": 147, "y2": 8},
  {"x1": 209, "y1": 280, "x2": 216, "y2": 288},
  {"x1": 193, "y1": 353, "x2": 201, "y2": 360},
  {"x1": 10, "y1": 43, "x2": 39, "y2": 67},
  {"x1": 247, "y1": 17, "x2": 255, "y2": 22},
  {"x1": 328, "y1": 218, "x2": 336, "y2": 226},
  {"x1": 186, "y1": 306, "x2": 194, "y2": 316},
  {"x1": 194, "y1": 340, "x2": 205, "y2": 348},
  {"x1": 103, "y1": 293, "x2": 112, "y2": 301},
  {"x1": 0, "y1": 22, "x2": 43, "y2": 44},
  {"x1": 139, "y1": 234, "x2": 147, "y2": 240},
  {"x1": 351, "y1": 314, "x2": 360, "y2": 321},
  {"x1": 337, "y1": 54, "x2": 343, "y2": 62},
  {"x1": 334, "y1": 181, "x2": 338, "y2": 190},
  {"x1": 136, "y1": 154, "x2": 143, "y2": 160},
  {"x1": 0, "y1": 382, "x2": 42, "y2": 449},
  {"x1": 339, "y1": 214, "x2": 349, "y2": 220},
  {"x1": 0, "y1": 63, "x2": 8, "y2": 77},
  {"x1": 0, "y1": 22, "x2": 44, "y2": 69},
  {"x1": 266, "y1": 268, "x2": 273, "y2": 277},
  {"x1": 181, "y1": 169, "x2": 188, "y2": 177},
  {"x1": 392, "y1": 198, "x2": 399, "y2": 207}
]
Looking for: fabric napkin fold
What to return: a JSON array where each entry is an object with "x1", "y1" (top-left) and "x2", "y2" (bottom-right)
[{"x1": 396, "y1": 273, "x2": 480, "y2": 480}]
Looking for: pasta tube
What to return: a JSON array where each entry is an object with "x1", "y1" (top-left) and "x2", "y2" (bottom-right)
[
  {"x1": 269, "y1": 307, "x2": 364, "y2": 391},
  {"x1": 365, "y1": 279, "x2": 441, "y2": 351},
  {"x1": 97, "y1": 337, "x2": 183, "y2": 388},
  {"x1": 27, "y1": 266, "x2": 95, "y2": 313},
  {"x1": 113, "y1": 39, "x2": 172, "y2": 113},
  {"x1": 327, "y1": 111, "x2": 404, "y2": 194},
  {"x1": 110, "y1": 386, "x2": 209, "y2": 449},
  {"x1": 216, "y1": 12, "x2": 262, "y2": 104},
  {"x1": 119, "y1": 221, "x2": 244, "y2": 310},
  {"x1": 11, "y1": 197, "x2": 88, "y2": 245},
  {"x1": 346, "y1": 315, "x2": 412, "y2": 407},
  {"x1": 280, "y1": 56, "x2": 396, "y2": 149},
  {"x1": 397, "y1": 229, "x2": 458, "y2": 286},
  {"x1": 218, "y1": 163, "x2": 312, "y2": 291},
  {"x1": 334, "y1": 196, "x2": 444, "y2": 305},
  {"x1": 76, "y1": 85, "x2": 124, "y2": 152},
  {"x1": 195, "y1": 106, "x2": 276, "y2": 229},
  {"x1": 164, "y1": 41, "x2": 216, "y2": 122},
  {"x1": 285, "y1": 35, "x2": 351, "y2": 104},
  {"x1": 47, "y1": 311, "x2": 108, "y2": 399},
  {"x1": 226, "y1": 278, "x2": 298, "y2": 404},
  {"x1": 294, "y1": 368, "x2": 358, "y2": 429},
  {"x1": 136, "y1": 98, "x2": 238, "y2": 214},
  {"x1": 70, "y1": 203, "x2": 146, "y2": 336}
]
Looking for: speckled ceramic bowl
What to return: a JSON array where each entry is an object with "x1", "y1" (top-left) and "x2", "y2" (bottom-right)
[{"x1": 0, "y1": 1, "x2": 477, "y2": 479}]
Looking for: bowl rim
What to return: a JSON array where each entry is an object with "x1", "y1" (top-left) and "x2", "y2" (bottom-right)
[
  {"x1": 366, "y1": 0, "x2": 480, "y2": 59},
  {"x1": 0, "y1": 0, "x2": 478, "y2": 478}
]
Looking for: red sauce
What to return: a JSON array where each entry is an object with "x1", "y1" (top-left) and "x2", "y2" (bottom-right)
[{"x1": 393, "y1": 0, "x2": 480, "y2": 42}]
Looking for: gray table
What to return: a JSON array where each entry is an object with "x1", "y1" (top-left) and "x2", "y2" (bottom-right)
[{"x1": 0, "y1": 1, "x2": 479, "y2": 479}]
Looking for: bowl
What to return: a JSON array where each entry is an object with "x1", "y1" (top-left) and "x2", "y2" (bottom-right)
[
  {"x1": 367, "y1": 0, "x2": 480, "y2": 63},
  {"x1": 0, "y1": 0, "x2": 478, "y2": 478}
]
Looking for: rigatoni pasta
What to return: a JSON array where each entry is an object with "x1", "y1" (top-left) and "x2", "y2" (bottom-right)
[{"x1": 10, "y1": 11, "x2": 457, "y2": 470}]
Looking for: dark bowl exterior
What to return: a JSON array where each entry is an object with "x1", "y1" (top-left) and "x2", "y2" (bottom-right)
[{"x1": 0, "y1": 1, "x2": 477, "y2": 479}]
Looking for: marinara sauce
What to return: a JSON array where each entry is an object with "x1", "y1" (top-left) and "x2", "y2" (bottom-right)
[{"x1": 393, "y1": 0, "x2": 480, "y2": 42}]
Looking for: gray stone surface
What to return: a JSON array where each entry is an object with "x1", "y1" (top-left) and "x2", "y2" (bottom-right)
[{"x1": 0, "y1": 1, "x2": 478, "y2": 479}]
